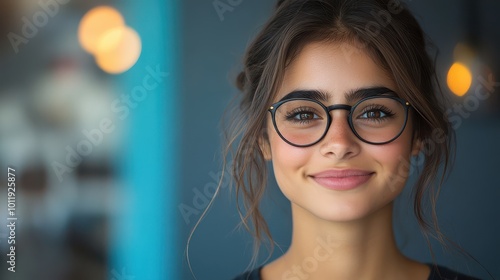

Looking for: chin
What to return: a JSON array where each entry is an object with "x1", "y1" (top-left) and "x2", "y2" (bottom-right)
[{"x1": 294, "y1": 198, "x2": 382, "y2": 223}]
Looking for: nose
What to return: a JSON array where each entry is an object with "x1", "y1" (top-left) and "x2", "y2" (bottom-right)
[{"x1": 318, "y1": 110, "x2": 361, "y2": 159}]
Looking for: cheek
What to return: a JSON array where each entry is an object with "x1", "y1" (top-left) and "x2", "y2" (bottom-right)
[
  {"x1": 367, "y1": 132, "x2": 414, "y2": 193},
  {"x1": 269, "y1": 132, "x2": 308, "y2": 171},
  {"x1": 268, "y1": 129, "x2": 311, "y2": 192}
]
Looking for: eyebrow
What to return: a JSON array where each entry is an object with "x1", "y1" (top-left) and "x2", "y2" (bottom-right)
[
  {"x1": 344, "y1": 86, "x2": 396, "y2": 103},
  {"x1": 278, "y1": 89, "x2": 329, "y2": 102},
  {"x1": 278, "y1": 86, "x2": 397, "y2": 103}
]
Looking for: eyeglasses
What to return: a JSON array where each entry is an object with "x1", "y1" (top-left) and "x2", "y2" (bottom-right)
[{"x1": 268, "y1": 95, "x2": 411, "y2": 147}]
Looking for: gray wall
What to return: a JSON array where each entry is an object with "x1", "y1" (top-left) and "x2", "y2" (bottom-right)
[{"x1": 180, "y1": 1, "x2": 500, "y2": 279}]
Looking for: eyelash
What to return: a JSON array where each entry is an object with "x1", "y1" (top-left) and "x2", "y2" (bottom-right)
[
  {"x1": 285, "y1": 107, "x2": 321, "y2": 123},
  {"x1": 357, "y1": 105, "x2": 395, "y2": 121},
  {"x1": 281, "y1": 102, "x2": 396, "y2": 126}
]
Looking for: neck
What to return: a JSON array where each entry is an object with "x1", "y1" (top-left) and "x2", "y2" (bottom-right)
[{"x1": 280, "y1": 202, "x2": 412, "y2": 280}]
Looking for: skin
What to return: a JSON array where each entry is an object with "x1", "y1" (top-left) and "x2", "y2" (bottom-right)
[{"x1": 260, "y1": 41, "x2": 428, "y2": 280}]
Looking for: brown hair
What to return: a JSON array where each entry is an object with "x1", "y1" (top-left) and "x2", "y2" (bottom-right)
[{"x1": 226, "y1": 0, "x2": 454, "y2": 264}]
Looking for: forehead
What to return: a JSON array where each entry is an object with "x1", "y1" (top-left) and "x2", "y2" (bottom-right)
[{"x1": 276, "y1": 41, "x2": 397, "y2": 103}]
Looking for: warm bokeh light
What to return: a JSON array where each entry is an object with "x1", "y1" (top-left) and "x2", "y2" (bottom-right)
[
  {"x1": 95, "y1": 26, "x2": 142, "y2": 74},
  {"x1": 447, "y1": 62, "x2": 472, "y2": 96},
  {"x1": 78, "y1": 6, "x2": 125, "y2": 54}
]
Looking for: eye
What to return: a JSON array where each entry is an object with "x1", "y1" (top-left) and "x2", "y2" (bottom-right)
[
  {"x1": 357, "y1": 105, "x2": 394, "y2": 121},
  {"x1": 360, "y1": 110, "x2": 388, "y2": 119},
  {"x1": 285, "y1": 107, "x2": 322, "y2": 123},
  {"x1": 278, "y1": 100, "x2": 325, "y2": 125},
  {"x1": 293, "y1": 112, "x2": 317, "y2": 121}
]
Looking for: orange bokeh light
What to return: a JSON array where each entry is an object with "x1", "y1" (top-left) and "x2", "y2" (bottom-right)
[
  {"x1": 447, "y1": 62, "x2": 472, "y2": 96},
  {"x1": 95, "y1": 26, "x2": 142, "y2": 74},
  {"x1": 78, "y1": 6, "x2": 125, "y2": 54}
]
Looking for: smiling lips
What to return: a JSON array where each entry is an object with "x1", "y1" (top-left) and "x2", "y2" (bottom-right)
[{"x1": 310, "y1": 169, "x2": 375, "y2": 190}]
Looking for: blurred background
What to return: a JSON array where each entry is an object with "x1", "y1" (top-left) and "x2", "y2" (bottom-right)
[{"x1": 0, "y1": 0, "x2": 498, "y2": 280}]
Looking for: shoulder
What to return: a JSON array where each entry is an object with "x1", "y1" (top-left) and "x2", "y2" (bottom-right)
[
  {"x1": 428, "y1": 264, "x2": 481, "y2": 280},
  {"x1": 231, "y1": 266, "x2": 262, "y2": 280}
]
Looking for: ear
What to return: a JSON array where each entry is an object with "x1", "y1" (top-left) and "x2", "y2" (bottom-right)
[
  {"x1": 258, "y1": 136, "x2": 272, "y2": 161},
  {"x1": 411, "y1": 136, "x2": 422, "y2": 157}
]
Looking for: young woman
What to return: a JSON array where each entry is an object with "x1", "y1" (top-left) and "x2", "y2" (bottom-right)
[{"x1": 227, "y1": 0, "x2": 481, "y2": 279}]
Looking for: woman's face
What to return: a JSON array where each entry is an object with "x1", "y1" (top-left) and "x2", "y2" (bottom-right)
[{"x1": 265, "y1": 41, "x2": 420, "y2": 222}]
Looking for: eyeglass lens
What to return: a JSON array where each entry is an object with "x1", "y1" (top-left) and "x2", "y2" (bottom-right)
[{"x1": 273, "y1": 97, "x2": 407, "y2": 146}]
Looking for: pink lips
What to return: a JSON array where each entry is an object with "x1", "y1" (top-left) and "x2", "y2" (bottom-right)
[{"x1": 310, "y1": 169, "x2": 374, "y2": 191}]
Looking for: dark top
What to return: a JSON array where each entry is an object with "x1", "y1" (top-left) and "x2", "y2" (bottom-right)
[{"x1": 232, "y1": 264, "x2": 481, "y2": 280}]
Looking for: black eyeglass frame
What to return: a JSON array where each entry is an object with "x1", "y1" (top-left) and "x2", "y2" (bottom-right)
[{"x1": 268, "y1": 95, "x2": 411, "y2": 147}]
